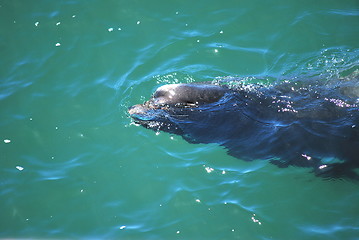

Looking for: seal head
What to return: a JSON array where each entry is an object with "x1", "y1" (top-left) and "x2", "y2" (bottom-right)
[{"x1": 128, "y1": 83, "x2": 229, "y2": 134}]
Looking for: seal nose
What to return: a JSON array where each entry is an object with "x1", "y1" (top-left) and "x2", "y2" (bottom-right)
[
  {"x1": 128, "y1": 105, "x2": 142, "y2": 116},
  {"x1": 128, "y1": 104, "x2": 156, "y2": 121}
]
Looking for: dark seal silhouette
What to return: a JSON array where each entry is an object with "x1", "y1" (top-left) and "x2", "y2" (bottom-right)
[{"x1": 129, "y1": 77, "x2": 359, "y2": 179}]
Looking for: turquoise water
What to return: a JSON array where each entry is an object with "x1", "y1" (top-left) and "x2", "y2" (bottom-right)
[{"x1": 1, "y1": 0, "x2": 359, "y2": 239}]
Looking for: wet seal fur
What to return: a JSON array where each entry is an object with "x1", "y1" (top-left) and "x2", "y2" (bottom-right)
[{"x1": 129, "y1": 78, "x2": 359, "y2": 179}]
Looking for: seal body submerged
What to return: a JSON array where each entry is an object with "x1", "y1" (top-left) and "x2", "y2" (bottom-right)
[{"x1": 129, "y1": 78, "x2": 359, "y2": 178}]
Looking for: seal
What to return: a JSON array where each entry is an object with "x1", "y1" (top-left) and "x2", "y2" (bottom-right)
[{"x1": 129, "y1": 78, "x2": 359, "y2": 179}]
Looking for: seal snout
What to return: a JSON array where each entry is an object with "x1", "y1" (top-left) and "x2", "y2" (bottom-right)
[
  {"x1": 128, "y1": 104, "x2": 147, "y2": 119},
  {"x1": 128, "y1": 104, "x2": 159, "y2": 121},
  {"x1": 128, "y1": 105, "x2": 140, "y2": 116}
]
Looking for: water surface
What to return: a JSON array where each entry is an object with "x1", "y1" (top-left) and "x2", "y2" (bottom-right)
[{"x1": 1, "y1": 0, "x2": 359, "y2": 239}]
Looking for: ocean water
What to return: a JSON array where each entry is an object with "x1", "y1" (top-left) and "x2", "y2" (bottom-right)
[{"x1": 1, "y1": 0, "x2": 359, "y2": 239}]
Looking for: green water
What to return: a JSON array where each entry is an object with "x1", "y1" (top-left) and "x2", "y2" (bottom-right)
[{"x1": 1, "y1": 0, "x2": 359, "y2": 239}]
